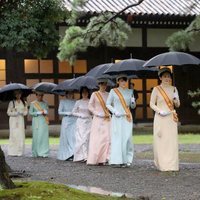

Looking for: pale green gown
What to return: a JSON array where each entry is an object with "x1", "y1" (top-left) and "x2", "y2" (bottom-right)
[
  {"x1": 29, "y1": 100, "x2": 49, "y2": 157},
  {"x1": 106, "y1": 87, "x2": 136, "y2": 165}
]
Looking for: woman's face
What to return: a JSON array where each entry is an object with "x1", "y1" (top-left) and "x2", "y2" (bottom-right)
[
  {"x1": 99, "y1": 82, "x2": 107, "y2": 91},
  {"x1": 36, "y1": 93, "x2": 44, "y2": 101},
  {"x1": 82, "y1": 89, "x2": 89, "y2": 99},
  {"x1": 15, "y1": 92, "x2": 22, "y2": 100},
  {"x1": 66, "y1": 91, "x2": 73, "y2": 99},
  {"x1": 118, "y1": 78, "x2": 127, "y2": 88},
  {"x1": 160, "y1": 72, "x2": 172, "y2": 85}
]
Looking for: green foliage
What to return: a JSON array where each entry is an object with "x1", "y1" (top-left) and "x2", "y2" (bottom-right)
[
  {"x1": 166, "y1": 16, "x2": 200, "y2": 51},
  {"x1": 57, "y1": 26, "x2": 87, "y2": 64},
  {"x1": 58, "y1": 12, "x2": 131, "y2": 64},
  {"x1": 188, "y1": 88, "x2": 200, "y2": 115},
  {"x1": 0, "y1": 0, "x2": 66, "y2": 58}
]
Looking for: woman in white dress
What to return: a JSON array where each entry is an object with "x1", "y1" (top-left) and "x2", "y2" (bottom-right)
[
  {"x1": 150, "y1": 67, "x2": 180, "y2": 171},
  {"x1": 72, "y1": 87, "x2": 92, "y2": 162},
  {"x1": 7, "y1": 90, "x2": 28, "y2": 156},
  {"x1": 57, "y1": 91, "x2": 77, "y2": 161}
]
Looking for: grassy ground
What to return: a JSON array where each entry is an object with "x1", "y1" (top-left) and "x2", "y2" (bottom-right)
[
  {"x1": 0, "y1": 134, "x2": 200, "y2": 145},
  {"x1": 0, "y1": 181, "x2": 133, "y2": 200}
]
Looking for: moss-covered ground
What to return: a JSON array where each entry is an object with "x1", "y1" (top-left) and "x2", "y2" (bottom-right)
[{"x1": 0, "y1": 181, "x2": 134, "y2": 200}]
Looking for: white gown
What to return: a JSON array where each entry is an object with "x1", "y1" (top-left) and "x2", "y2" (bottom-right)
[
  {"x1": 7, "y1": 100, "x2": 28, "y2": 156},
  {"x1": 72, "y1": 99, "x2": 92, "y2": 162}
]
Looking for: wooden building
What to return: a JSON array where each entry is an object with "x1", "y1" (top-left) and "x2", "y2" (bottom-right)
[{"x1": 0, "y1": 0, "x2": 199, "y2": 128}]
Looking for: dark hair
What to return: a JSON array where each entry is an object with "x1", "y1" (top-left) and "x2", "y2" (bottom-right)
[
  {"x1": 159, "y1": 71, "x2": 172, "y2": 78},
  {"x1": 118, "y1": 77, "x2": 127, "y2": 82},
  {"x1": 80, "y1": 87, "x2": 90, "y2": 99},
  {"x1": 13, "y1": 90, "x2": 26, "y2": 106}
]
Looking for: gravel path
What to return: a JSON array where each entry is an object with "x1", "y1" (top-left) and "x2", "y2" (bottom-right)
[{"x1": 2, "y1": 144, "x2": 200, "y2": 200}]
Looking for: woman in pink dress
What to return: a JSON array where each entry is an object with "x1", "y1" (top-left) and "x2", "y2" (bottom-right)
[{"x1": 87, "y1": 78, "x2": 111, "y2": 165}]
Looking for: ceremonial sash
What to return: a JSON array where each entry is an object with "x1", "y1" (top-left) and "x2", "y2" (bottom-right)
[
  {"x1": 95, "y1": 92, "x2": 110, "y2": 121},
  {"x1": 113, "y1": 88, "x2": 132, "y2": 122},
  {"x1": 156, "y1": 86, "x2": 178, "y2": 122},
  {"x1": 34, "y1": 101, "x2": 49, "y2": 124}
]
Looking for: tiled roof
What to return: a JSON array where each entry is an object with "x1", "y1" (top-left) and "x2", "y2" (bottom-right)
[{"x1": 65, "y1": 0, "x2": 200, "y2": 16}]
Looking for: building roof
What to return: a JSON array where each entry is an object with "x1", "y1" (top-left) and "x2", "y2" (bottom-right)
[{"x1": 65, "y1": 0, "x2": 200, "y2": 17}]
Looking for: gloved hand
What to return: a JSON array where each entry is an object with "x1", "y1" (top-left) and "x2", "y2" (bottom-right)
[
  {"x1": 17, "y1": 110, "x2": 24, "y2": 115},
  {"x1": 36, "y1": 111, "x2": 43, "y2": 115},
  {"x1": 114, "y1": 111, "x2": 121, "y2": 117},
  {"x1": 131, "y1": 97, "x2": 136, "y2": 104},
  {"x1": 64, "y1": 112, "x2": 72, "y2": 116},
  {"x1": 43, "y1": 109, "x2": 48, "y2": 115},
  {"x1": 96, "y1": 113, "x2": 105, "y2": 118},
  {"x1": 159, "y1": 110, "x2": 170, "y2": 117},
  {"x1": 79, "y1": 114, "x2": 88, "y2": 119},
  {"x1": 173, "y1": 92, "x2": 179, "y2": 100}
]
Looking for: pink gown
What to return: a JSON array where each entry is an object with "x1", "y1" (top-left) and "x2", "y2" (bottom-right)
[{"x1": 87, "y1": 91, "x2": 111, "y2": 165}]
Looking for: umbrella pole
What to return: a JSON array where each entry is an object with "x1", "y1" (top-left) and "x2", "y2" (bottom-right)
[
  {"x1": 173, "y1": 66, "x2": 176, "y2": 92},
  {"x1": 72, "y1": 65, "x2": 75, "y2": 78}
]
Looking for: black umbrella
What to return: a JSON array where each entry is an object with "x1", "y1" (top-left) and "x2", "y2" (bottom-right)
[
  {"x1": 143, "y1": 51, "x2": 200, "y2": 68},
  {"x1": 86, "y1": 63, "x2": 114, "y2": 78},
  {"x1": 51, "y1": 79, "x2": 74, "y2": 95},
  {"x1": 104, "y1": 59, "x2": 158, "y2": 76},
  {"x1": 0, "y1": 83, "x2": 32, "y2": 101},
  {"x1": 68, "y1": 76, "x2": 98, "y2": 90},
  {"x1": 31, "y1": 82, "x2": 57, "y2": 94}
]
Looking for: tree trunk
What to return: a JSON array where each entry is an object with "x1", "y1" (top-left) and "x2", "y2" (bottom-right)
[{"x1": 0, "y1": 146, "x2": 15, "y2": 189}]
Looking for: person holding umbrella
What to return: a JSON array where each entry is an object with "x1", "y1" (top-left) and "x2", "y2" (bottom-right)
[
  {"x1": 72, "y1": 87, "x2": 92, "y2": 162},
  {"x1": 106, "y1": 74, "x2": 136, "y2": 167},
  {"x1": 87, "y1": 77, "x2": 111, "y2": 165},
  {"x1": 150, "y1": 67, "x2": 180, "y2": 171},
  {"x1": 57, "y1": 91, "x2": 77, "y2": 161},
  {"x1": 29, "y1": 91, "x2": 49, "y2": 157},
  {"x1": 7, "y1": 90, "x2": 28, "y2": 156}
]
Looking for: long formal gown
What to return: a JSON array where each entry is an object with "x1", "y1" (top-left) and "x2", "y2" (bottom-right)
[
  {"x1": 29, "y1": 100, "x2": 49, "y2": 157},
  {"x1": 150, "y1": 84, "x2": 180, "y2": 171},
  {"x1": 7, "y1": 100, "x2": 28, "y2": 156},
  {"x1": 106, "y1": 87, "x2": 135, "y2": 165},
  {"x1": 72, "y1": 99, "x2": 92, "y2": 162},
  {"x1": 57, "y1": 99, "x2": 77, "y2": 160},
  {"x1": 87, "y1": 91, "x2": 110, "y2": 165}
]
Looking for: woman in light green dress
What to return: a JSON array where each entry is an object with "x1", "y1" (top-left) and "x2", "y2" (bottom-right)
[
  {"x1": 29, "y1": 91, "x2": 49, "y2": 157},
  {"x1": 106, "y1": 74, "x2": 136, "y2": 167}
]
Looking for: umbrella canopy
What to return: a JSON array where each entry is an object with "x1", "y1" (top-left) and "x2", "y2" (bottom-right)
[
  {"x1": 0, "y1": 83, "x2": 32, "y2": 101},
  {"x1": 86, "y1": 63, "x2": 114, "y2": 78},
  {"x1": 68, "y1": 76, "x2": 98, "y2": 90},
  {"x1": 51, "y1": 79, "x2": 74, "y2": 95},
  {"x1": 143, "y1": 51, "x2": 200, "y2": 68},
  {"x1": 31, "y1": 82, "x2": 57, "y2": 94},
  {"x1": 104, "y1": 59, "x2": 157, "y2": 76}
]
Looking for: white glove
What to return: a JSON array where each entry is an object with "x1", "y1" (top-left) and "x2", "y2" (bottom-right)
[
  {"x1": 131, "y1": 97, "x2": 136, "y2": 104},
  {"x1": 43, "y1": 109, "x2": 48, "y2": 115},
  {"x1": 64, "y1": 112, "x2": 72, "y2": 116},
  {"x1": 114, "y1": 111, "x2": 121, "y2": 117},
  {"x1": 159, "y1": 110, "x2": 170, "y2": 117},
  {"x1": 16, "y1": 109, "x2": 24, "y2": 115},
  {"x1": 36, "y1": 111, "x2": 43, "y2": 115},
  {"x1": 96, "y1": 113, "x2": 105, "y2": 118},
  {"x1": 79, "y1": 114, "x2": 88, "y2": 119},
  {"x1": 173, "y1": 92, "x2": 179, "y2": 100}
]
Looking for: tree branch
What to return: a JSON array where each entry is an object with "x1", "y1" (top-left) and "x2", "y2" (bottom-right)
[
  {"x1": 83, "y1": 0, "x2": 144, "y2": 39},
  {"x1": 105, "y1": 0, "x2": 145, "y2": 24}
]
